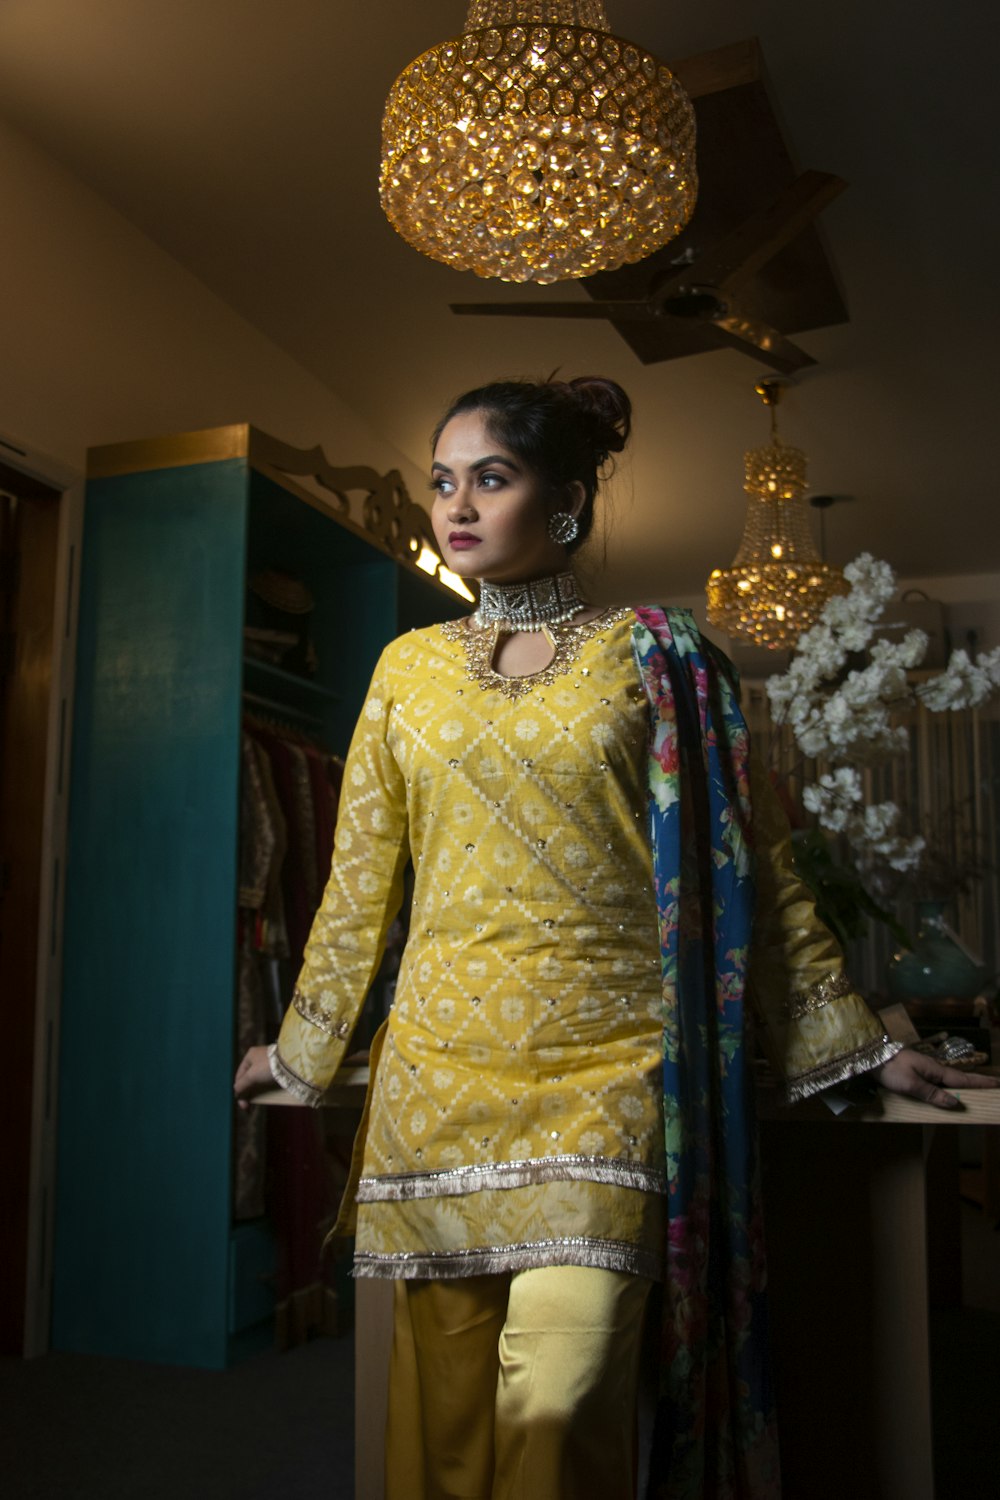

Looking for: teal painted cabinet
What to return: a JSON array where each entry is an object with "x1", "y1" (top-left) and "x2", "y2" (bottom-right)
[{"x1": 53, "y1": 427, "x2": 463, "y2": 1367}]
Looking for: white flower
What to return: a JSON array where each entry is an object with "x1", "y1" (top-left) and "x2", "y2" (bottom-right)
[
  {"x1": 916, "y1": 646, "x2": 1000, "y2": 711},
  {"x1": 515, "y1": 719, "x2": 539, "y2": 740},
  {"x1": 579, "y1": 1131, "x2": 606, "y2": 1155},
  {"x1": 364, "y1": 697, "x2": 384, "y2": 721},
  {"x1": 438, "y1": 720, "x2": 464, "y2": 742},
  {"x1": 500, "y1": 995, "x2": 524, "y2": 1022}
]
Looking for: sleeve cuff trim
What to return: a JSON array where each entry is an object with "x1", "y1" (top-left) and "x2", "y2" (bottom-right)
[
  {"x1": 784, "y1": 1036, "x2": 903, "y2": 1104},
  {"x1": 268, "y1": 1044, "x2": 325, "y2": 1107}
]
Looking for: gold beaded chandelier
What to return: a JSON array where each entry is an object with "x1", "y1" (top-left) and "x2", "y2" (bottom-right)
[
  {"x1": 379, "y1": 1, "x2": 697, "y2": 284},
  {"x1": 706, "y1": 382, "x2": 847, "y2": 650}
]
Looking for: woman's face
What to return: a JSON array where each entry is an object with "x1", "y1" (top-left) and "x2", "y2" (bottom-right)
[{"x1": 430, "y1": 409, "x2": 582, "y2": 585}]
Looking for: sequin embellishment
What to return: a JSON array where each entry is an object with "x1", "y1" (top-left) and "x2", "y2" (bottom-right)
[{"x1": 440, "y1": 608, "x2": 632, "y2": 700}]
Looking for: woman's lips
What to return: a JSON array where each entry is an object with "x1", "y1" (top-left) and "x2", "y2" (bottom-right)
[{"x1": 448, "y1": 533, "x2": 481, "y2": 550}]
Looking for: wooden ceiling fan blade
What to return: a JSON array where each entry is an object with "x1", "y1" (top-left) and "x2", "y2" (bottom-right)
[
  {"x1": 685, "y1": 169, "x2": 847, "y2": 296},
  {"x1": 710, "y1": 311, "x2": 817, "y2": 373},
  {"x1": 450, "y1": 300, "x2": 653, "y2": 321}
]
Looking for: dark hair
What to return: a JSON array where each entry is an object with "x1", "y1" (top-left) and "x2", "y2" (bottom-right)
[{"x1": 431, "y1": 376, "x2": 632, "y2": 552}]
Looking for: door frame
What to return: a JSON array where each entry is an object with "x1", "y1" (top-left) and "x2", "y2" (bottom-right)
[{"x1": 0, "y1": 429, "x2": 81, "y2": 1356}]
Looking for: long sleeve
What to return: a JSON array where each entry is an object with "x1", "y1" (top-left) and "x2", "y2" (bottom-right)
[
  {"x1": 747, "y1": 758, "x2": 900, "y2": 1102},
  {"x1": 270, "y1": 649, "x2": 410, "y2": 1105}
]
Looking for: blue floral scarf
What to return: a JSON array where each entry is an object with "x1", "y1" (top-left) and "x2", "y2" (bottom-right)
[{"x1": 632, "y1": 608, "x2": 781, "y2": 1500}]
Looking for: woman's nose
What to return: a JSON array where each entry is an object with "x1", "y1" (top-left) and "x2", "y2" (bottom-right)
[{"x1": 447, "y1": 488, "x2": 477, "y2": 521}]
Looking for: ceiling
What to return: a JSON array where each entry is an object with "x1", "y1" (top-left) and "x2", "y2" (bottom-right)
[{"x1": 0, "y1": 0, "x2": 997, "y2": 600}]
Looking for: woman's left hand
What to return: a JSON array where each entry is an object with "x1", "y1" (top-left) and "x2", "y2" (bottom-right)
[{"x1": 875, "y1": 1047, "x2": 999, "y2": 1110}]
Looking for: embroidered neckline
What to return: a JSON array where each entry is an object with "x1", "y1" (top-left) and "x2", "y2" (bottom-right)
[{"x1": 440, "y1": 608, "x2": 632, "y2": 699}]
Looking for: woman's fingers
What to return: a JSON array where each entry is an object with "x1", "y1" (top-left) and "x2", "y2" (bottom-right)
[
  {"x1": 233, "y1": 1045, "x2": 272, "y2": 1102},
  {"x1": 936, "y1": 1068, "x2": 998, "y2": 1089},
  {"x1": 878, "y1": 1049, "x2": 999, "y2": 1110}
]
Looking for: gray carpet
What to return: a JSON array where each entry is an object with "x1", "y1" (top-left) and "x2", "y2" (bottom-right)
[{"x1": 0, "y1": 1333, "x2": 354, "y2": 1500}]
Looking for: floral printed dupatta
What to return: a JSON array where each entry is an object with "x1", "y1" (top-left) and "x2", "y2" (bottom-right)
[{"x1": 632, "y1": 608, "x2": 781, "y2": 1500}]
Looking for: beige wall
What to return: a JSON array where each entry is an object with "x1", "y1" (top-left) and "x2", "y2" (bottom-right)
[
  {"x1": 1, "y1": 113, "x2": 995, "y2": 648},
  {"x1": 0, "y1": 116, "x2": 428, "y2": 497}
]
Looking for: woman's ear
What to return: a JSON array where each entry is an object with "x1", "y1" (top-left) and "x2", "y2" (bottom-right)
[{"x1": 564, "y1": 480, "x2": 586, "y2": 519}]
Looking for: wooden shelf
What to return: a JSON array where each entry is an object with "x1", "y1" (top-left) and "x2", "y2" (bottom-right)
[{"x1": 242, "y1": 655, "x2": 340, "y2": 701}]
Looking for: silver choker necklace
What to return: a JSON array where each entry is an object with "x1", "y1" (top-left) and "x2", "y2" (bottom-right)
[{"x1": 475, "y1": 571, "x2": 587, "y2": 632}]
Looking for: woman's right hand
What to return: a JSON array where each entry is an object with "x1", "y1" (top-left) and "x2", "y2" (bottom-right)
[{"x1": 234, "y1": 1045, "x2": 274, "y2": 1111}]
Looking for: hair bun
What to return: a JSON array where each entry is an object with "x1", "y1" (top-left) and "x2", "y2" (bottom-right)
[{"x1": 565, "y1": 376, "x2": 632, "y2": 462}]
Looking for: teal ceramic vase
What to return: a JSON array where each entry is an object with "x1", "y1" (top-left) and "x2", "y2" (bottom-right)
[{"x1": 885, "y1": 900, "x2": 989, "y2": 1002}]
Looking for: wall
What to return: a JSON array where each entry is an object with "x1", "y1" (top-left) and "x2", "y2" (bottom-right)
[{"x1": 0, "y1": 116, "x2": 427, "y2": 496}]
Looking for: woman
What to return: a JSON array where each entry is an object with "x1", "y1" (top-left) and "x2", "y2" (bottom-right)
[{"x1": 235, "y1": 376, "x2": 994, "y2": 1500}]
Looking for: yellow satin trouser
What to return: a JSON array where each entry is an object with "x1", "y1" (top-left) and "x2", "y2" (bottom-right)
[{"x1": 384, "y1": 1265, "x2": 652, "y2": 1500}]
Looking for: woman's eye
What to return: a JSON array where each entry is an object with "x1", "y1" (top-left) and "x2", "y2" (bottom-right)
[
  {"x1": 430, "y1": 477, "x2": 454, "y2": 496},
  {"x1": 480, "y1": 472, "x2": 504, "y2": 489}
]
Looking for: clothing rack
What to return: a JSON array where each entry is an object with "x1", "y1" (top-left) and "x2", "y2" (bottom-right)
[{"x1": 242, "y1": 689, "x2": 324, "y2": 727}]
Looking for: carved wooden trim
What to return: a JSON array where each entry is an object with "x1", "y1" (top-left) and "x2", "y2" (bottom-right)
[{"x1": 249, "y1": 431, "x2": 443, "y2": 575}]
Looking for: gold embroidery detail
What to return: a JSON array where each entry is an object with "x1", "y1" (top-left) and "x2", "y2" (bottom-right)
[
  {"x1": 293, "y1": 985, "x2": 352, "y2": 1039},
  {"x1": 441, "y1": 608, "x2": 632, "y2": 700},
  {"x1": 783, "y1": 970, "x2": 854, "y2": 1021}
]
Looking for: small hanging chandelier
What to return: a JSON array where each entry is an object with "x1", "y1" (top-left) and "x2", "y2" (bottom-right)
[
  {"x1": 379, "y1": 1, "x2": 697, "y2": 285},
  {"x1": 706, "y1": 381, "x2": 847, "y2": 649}
]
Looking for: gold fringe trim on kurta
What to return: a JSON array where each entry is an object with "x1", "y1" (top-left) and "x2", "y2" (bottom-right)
[
  {"x1": 353, "y1": 1235, "x2": 661, "y2": 1281},
  {"x1": 356, "y1": 1153, "x2": 665, "y2": 1201}
]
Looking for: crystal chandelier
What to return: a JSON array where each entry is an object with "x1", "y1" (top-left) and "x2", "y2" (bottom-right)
[
  {"x1": 379, "y1": 1, "x2": 697, "y2": 284},
  {"x1": 706, "y1": 382, "x2": 847, "y2": 650}
]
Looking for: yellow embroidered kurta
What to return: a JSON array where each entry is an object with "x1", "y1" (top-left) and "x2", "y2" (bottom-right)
[{"x1": 272, "y1": 609, "x2": 894, "y2": 1279}]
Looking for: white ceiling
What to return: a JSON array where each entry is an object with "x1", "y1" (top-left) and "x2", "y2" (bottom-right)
[{"x1": 0, "y1": 0, "x2": 997, "y2": 598}]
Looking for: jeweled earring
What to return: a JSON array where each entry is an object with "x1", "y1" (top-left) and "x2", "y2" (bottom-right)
[{"x1": 548, "y1": 511, "x2": 580, "y2": 545}]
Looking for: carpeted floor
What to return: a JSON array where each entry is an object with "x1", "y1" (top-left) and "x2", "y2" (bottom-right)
[{"x1": 0, "y1": 1332, "x2": 354, "y2": 1500}]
